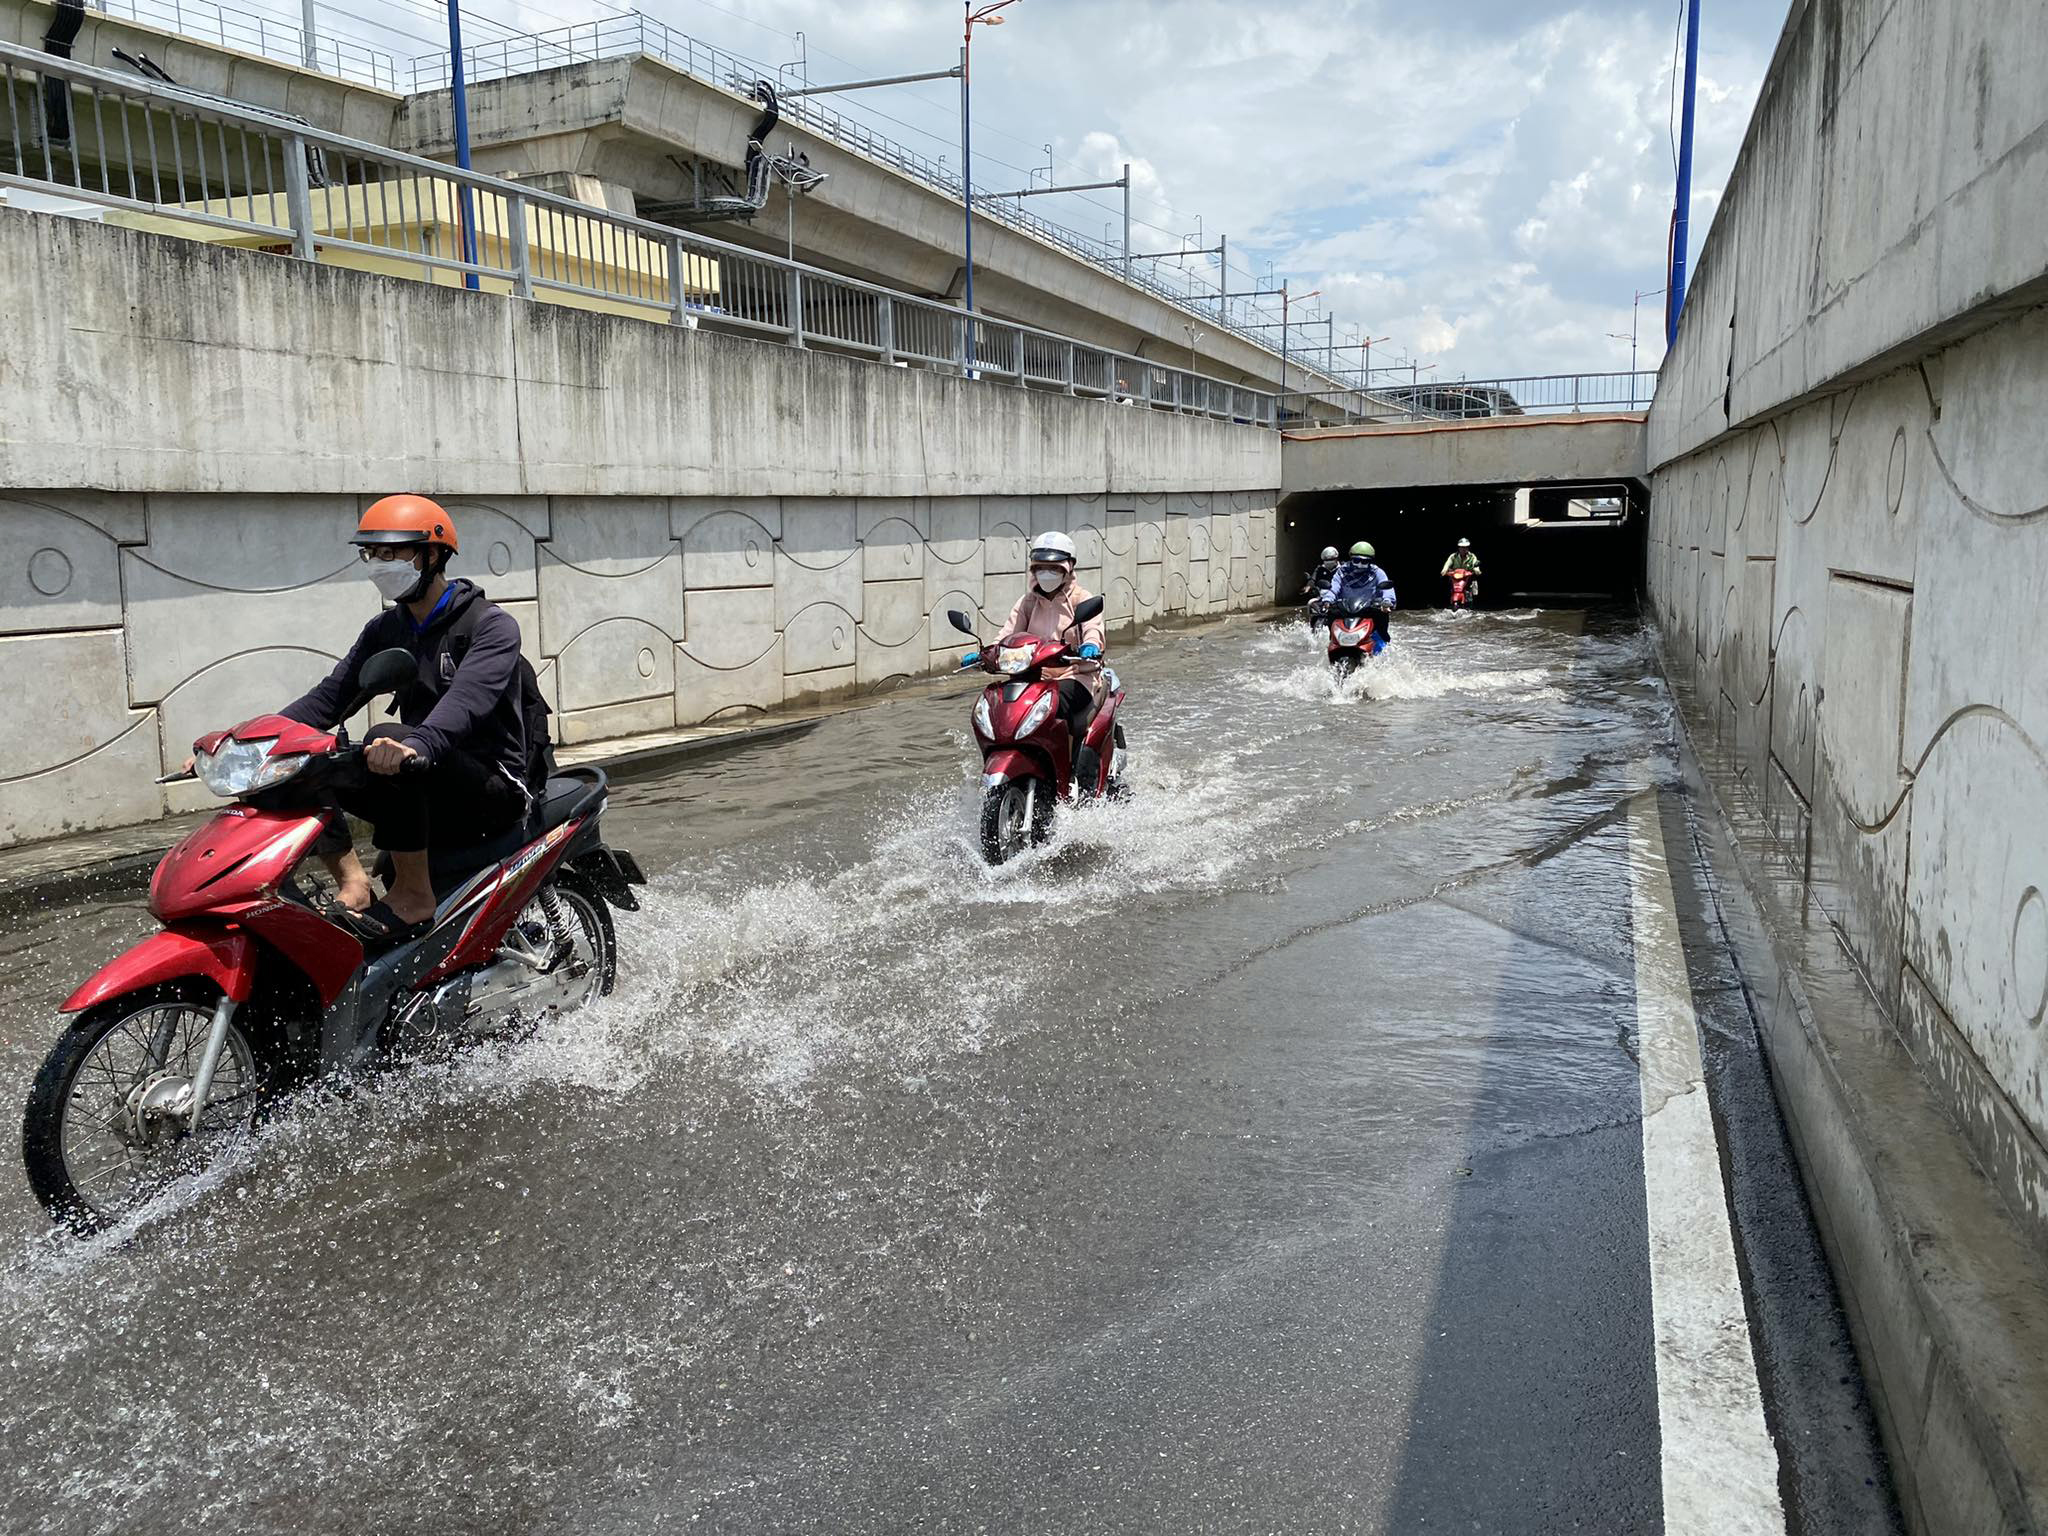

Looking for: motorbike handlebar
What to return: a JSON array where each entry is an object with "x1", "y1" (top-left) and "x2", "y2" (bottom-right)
[{"x1": 329, "y1": 743, "x2": 430, "y2": 774}]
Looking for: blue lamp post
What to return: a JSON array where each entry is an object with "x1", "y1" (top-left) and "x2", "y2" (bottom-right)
[
  {"x1": 1667, "y1": 0, "x2": 1701, "y2": 345},
  {"x1": 447, "y1": 0, "x2": 478, "y2": 290}
]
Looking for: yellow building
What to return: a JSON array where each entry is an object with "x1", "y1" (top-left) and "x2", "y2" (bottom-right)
[{"x1": 107, "y1": 174, "x2": 721, "y2": 323}]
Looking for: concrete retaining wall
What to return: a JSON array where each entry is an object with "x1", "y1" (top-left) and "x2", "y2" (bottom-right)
[
  {"x1": 1646, "y1": 1, "x2": 2048, "y2": 1528},
  {"x1": 0, "y1": 210, "x2": 1280, "y2": 847}
]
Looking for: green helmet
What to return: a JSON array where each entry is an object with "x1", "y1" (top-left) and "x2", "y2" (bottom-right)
[{"x1": 1349, "y1": 541, "x2": 1376, "y2": 559}]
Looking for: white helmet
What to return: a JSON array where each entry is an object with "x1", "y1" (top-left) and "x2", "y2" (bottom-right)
[
  {"x1": 1028, "y1": 530, "x2": 1077, "y2": 567},
  {"x1": 1320, "y1": 546, "x2": 1339, "y2": 562},
  {"x1": 1457, "y1": 537, "x2": 1471, "y2": 548}
]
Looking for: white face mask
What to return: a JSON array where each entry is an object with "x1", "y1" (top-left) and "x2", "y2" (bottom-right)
[
  {"x1": 1033, "y1": 568, "x2": 1065, "y2": 594},
  {"x1": 367, "y1": 557, "x2": 424, "y2": 602}
]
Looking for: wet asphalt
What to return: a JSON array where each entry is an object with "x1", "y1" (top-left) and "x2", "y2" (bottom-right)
[{"x1": 0, "y1": 608, "x2": 1899, "y2": 1534}]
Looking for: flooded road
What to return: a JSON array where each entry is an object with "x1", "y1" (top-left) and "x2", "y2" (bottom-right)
[{"x1": 0, "y1": 609, "x2": 1898, "y2": 1533}]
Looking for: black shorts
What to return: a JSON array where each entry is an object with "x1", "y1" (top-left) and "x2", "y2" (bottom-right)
[{"x1": 326, "y1": 725, "x2": 526, "y2": 854}]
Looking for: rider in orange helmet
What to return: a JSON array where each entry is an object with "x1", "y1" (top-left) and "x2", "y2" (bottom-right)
[{"x1": 274, "y1": 495, "x2": 547, "y2": 945}]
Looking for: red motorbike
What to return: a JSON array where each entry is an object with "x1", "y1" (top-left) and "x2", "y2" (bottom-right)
[
  {"x1": 1448, "y1": 567, "x2": 1479, "y2": 608},
  {"x1": 20, "y1": 648, "x2": 646, "y2": 1231},
  {"x1": 948, "y1": 597, "x2": 1128, "y2": 865},
  {"x1": 1326, "y1": 594, "x2": 1390, "y2": 675}
]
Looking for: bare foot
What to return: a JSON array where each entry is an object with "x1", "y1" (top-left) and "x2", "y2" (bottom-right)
[
  {"x1": 382, "y1": 889, "x2": 438, "y2": 927},
  {"x1": 332, "y1": 880, "x2": 375, "y2": 914}
]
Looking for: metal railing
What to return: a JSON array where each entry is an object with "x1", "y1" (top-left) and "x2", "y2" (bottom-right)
[
  {"x1": 52, "y1": 0, "x2": 1369, "y2": 407},
  {"x1": 86, "y1": 0, "x2": 402, "y2": 91},
  {"x1": 401, "y1": 11, "x2": 1365, "y2": 404},
  {"x1": 0, "y1": 41, "x2": 1277, "y2": 427},
  {"x1": 1374, "y1": 372, "x2": 1658, "y2": 417},
  {"x1": 1282, "y1": 371, "x2": 1658, "y2": 424}
]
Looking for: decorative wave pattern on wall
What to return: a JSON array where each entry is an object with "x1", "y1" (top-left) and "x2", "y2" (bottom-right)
[
  {"x1": 1647, "y1": 305, "x2": 2048, "y2": 1234},
  {"x1": 0, "y1": 490, "x2": 1278, "y2": 846}
]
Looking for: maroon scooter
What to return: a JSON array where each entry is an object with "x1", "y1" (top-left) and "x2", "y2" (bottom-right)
[{"x1": 948, "y1": 597, "x2": 1128, "y2": 865}]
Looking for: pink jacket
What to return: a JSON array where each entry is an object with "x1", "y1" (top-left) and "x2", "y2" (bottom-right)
[{"x1": 999, "y1": 578, "x2": 1106, "y2": 680}]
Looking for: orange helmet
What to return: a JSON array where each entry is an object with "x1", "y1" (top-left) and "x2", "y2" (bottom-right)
[{"x1": 354, "y1": 494, "x2": 458, "y2": 554}]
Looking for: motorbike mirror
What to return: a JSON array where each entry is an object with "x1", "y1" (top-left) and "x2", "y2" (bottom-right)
[
  {"x1": 359, "y1": 648, "x2": 416, "y2": 696},
  {"x1": 946, "y1": 609, "x2": 978, "y2": 637},
  {"x1": 1072, "y1": 595, "x2": 1105, "y2": 624},
  {"x1": 333, "y1": 647, "x2": 417, "y2": 726}
]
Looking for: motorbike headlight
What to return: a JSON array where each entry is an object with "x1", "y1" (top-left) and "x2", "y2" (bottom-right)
[
  {"x1": 195, "y1": 738, "x2": 308, "y2": 797},
  {"x1": 997, "y1": 645, "x2": 1036, "y2": 675},
  {"x1": 973, "y1": 697, "x2": 994, "y2": 739},
  {"x1": 1016, "y1": 692, "x2": 1057, "y2": 739}
]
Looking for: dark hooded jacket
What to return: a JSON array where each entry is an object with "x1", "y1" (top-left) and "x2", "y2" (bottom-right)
[{"x1": 283, "y1": 579, "x2": 527, "y2": 787}]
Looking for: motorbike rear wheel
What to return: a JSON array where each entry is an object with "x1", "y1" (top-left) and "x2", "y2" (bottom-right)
[
  {"x1": 21, "y1": 980, "x2": 276, "y2": 1233},
  {"x1": 979, "y1": 779, "x2": 1053, "y2": 865}
]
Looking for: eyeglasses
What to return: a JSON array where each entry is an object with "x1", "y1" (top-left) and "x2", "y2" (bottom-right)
[{"x1": 356, "y1": 545, "x2": 421, "y2": 564}]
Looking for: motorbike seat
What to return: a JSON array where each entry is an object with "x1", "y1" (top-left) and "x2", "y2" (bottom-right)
[
  {"x1": 533, "y1": 773, "x2": 593, "y2": 833},
  {"x1": 426, "y1": 768, "x2": 609, "y2": 900}
]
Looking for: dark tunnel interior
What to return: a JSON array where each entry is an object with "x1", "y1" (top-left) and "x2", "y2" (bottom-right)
[
  {"x1": 1277, "y1": 487, "x2": 1646, "y2": 614},
  {"x1": 1276, "y1": 482, "x2": 1648, "y2": 611}
]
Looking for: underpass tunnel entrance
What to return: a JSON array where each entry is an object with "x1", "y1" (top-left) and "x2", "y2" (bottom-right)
[{"x1": 1277, "y1": 480, "x2": 1648, "y2": 609}]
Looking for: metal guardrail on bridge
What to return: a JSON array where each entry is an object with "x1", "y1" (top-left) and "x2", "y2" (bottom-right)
[
  {"x1": 86, "y1": 0, "x2": 402, "y2": 91},
  {"x1": 1282, "y1": 371, "x2": 1658, "y2": 424},
  {"x1": 0, "y1": 40, "x2": 1278, "y2": 427},
  {"x1": 50, "y1": 0, "x2": 1372, "y2": 410}
]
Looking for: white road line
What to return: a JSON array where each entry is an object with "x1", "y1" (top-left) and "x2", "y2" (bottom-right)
[{"x1": 1628, "y1": 787, "x2": 1787, "y2": 1536}]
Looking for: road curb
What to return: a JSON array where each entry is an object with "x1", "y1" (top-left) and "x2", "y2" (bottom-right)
[{"x1": 1658, "y1": 639, "x2": 2048, "y2": 1536}]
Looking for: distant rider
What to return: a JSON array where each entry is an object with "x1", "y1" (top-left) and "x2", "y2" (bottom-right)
[
  {"x1": 1321, "y1": 540, "x2": 1398, "y2": 644},
  {"x1": 961, "y1": 530, "x2": 1107, "y2": 747},
  {"x1": 1441, "y1": 537, "x2": 1482, "y2": 600},
  {"x1": 1302, "y1": 545, "x2": 1341, "y2": 625}
]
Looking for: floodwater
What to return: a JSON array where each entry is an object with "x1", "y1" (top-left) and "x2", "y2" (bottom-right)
[{"x1": 0, "y1": 608, "x2": 1767, "y2": 1533}]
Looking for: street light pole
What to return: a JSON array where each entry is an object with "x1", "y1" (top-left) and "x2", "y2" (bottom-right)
[
  {"x1": 960, "y1": 1, "x2": 1021, "y2": 372},
  {"x1": 1615, "y1": 287, "x2": 1666, "y2": 406},
  {"x1": 1279, "y1": 283, "x2": 1319, "y2": 420},
  {"x1": 1359, "y1": 333, "x2": 1390, "y2": 401}
]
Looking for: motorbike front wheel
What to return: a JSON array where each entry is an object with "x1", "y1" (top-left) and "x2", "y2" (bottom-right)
[
  {"x1": 21, "y1": 980, "x2": 276, "y2": 1233},
  {"x1": 979, "y1": 779, "x2": 1054, "y2": 865}
]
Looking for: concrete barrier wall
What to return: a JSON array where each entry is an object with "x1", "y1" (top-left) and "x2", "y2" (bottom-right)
[
  {"x1": 1646, "y1": 1, "x2": 2048, "y2": 1524},
  {"x1": 0, "y1": 211, "x2": 1280, "y2": 846},
  {"x1": 1650, "y1": 304, "x2": 2048, "y2": 1238},
  {"x1": 1650, "y1": 0, "x2": 2048, "y2": 468}
]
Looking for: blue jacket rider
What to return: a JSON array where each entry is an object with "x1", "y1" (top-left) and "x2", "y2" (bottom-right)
[{"x1": 1320, "y1": 544, "x2": 1398, "y2": 614}]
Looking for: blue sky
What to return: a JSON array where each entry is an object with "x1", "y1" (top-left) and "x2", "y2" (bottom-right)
[{"x1": 327, "y1": 0, "x2": 1790, "y2": 379}]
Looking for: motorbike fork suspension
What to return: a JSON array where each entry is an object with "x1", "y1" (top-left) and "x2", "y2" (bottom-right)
[{"x1": 180, "y1": 994, "x2": 241, "y2": 1133}]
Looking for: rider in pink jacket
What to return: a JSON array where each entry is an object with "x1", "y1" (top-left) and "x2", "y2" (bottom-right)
[
  {"x1": 1000, "y1": 532, "x2": 1106, "y2": 663},
  {"x1": 995, "y1": 530, "x2": 1107, "y2": 740}
]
